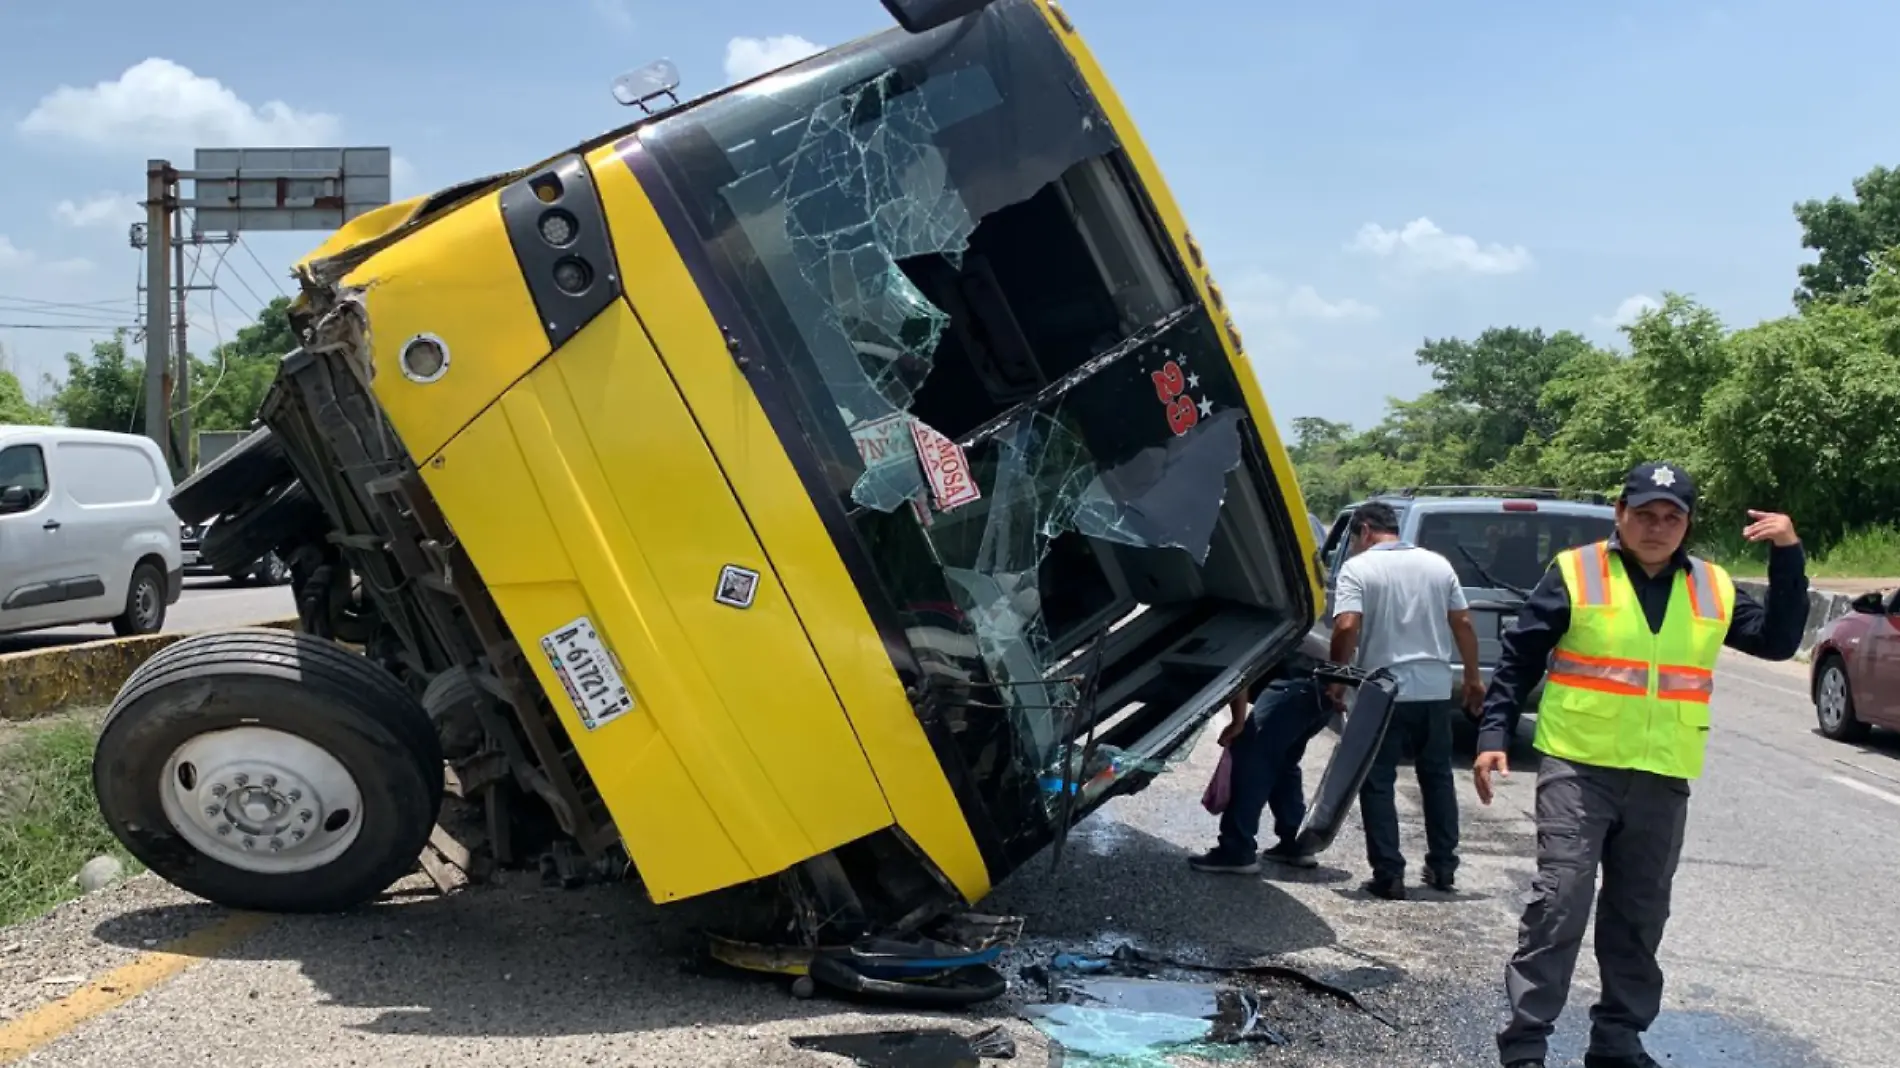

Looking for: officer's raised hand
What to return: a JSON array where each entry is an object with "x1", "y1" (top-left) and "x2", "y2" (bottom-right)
[
  {"x1": 1473, "y1": 750, "x2": 1509, "y2": 805},
  {"x1": 1742, "y1": 510, "x2": 1799, "y2": 546}
]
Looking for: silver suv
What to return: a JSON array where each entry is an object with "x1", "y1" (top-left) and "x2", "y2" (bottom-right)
[{"x1": 1300, "y1": 487, "x2": 1618, "y2": 740}]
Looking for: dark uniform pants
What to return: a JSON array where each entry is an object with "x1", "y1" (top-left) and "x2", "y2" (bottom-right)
[{"x1": 1498, "y1": 754, "x2": 1691, "y2": 1065}]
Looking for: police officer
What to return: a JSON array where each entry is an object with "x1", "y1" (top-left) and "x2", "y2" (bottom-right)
[{"x1": 1472, "y1": 462, "x2": 1809, "y2": 1068}]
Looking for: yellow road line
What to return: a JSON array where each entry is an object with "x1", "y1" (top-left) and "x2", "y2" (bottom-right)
[{"x1": 0, "y1": 911, "x2": 272, "y2": 1064}]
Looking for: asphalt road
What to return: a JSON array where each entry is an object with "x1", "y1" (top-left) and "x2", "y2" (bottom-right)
[
  {"x1": 0, "y1": 574, "x2": 296, "y2": 654},
  {"x1": 2, "y1": 650, "x2": 1894, "y2": 1067}
]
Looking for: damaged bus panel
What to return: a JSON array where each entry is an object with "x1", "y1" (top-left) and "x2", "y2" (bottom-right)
[{"x1": 91, "y1": 0, "x2": 1328, "y2": 1001}]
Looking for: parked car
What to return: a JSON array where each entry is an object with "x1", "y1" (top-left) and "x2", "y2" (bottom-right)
[
  {"x1": 1300, "y1": 487, "x2": 1619, "y2": 741},
  {"x1": 180, "y1": 515, "x2": 292, "y2": 586},
  {"x1": 0, "y1": 424, "x2": 183, "y2": 637},
  {"x1": 1810, "y1": 587, "x2": 1900, "y2": 742}
]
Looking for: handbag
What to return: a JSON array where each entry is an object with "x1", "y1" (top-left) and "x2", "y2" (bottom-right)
[{"x1": 1201, "y1": 746, "x2": 1234, "y2": 814}]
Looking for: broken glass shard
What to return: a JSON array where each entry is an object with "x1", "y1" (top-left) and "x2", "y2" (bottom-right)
[
  {"x1": 1022, "y1": 976, "x2": 1287, "y2": 1066},
  {"x1": 1069, "y1": 408, "x2": 1246, "y2": 564},
  {"x1": 773, "y1": 68, "x2": 980, "y2": 512}
]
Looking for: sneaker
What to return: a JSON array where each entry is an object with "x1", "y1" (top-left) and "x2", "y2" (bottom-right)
[
  {"x1": 1261, "y1": 841, "x2": 1319, "y2": 869},
  {"x1": 1583, "y1": 1054, "x2": 1660, "y2": 1068},
  {"x1": 1188, "y1": 849, "x2": 1260, "y2": 875},
  {"x1": 1422, "y1": 867, "x2": 1456, "y2": 892},
  {"x1": 1363, "y1": 874, "x2": 1406, "y2": 900}
]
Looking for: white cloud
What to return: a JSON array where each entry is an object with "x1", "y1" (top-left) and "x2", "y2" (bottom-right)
[
  {"x1": 724, "y1": 35, "x2": 825, "y2": 83},
  {"x1": 53, "y1": 193, "x2": 143, "y2": 230},
  {"x1": 1346, "y1": 217, "x2": 1533, "y2": 276},
  {"x1": 1224, "y1": 272, "x2": 1380, "y2": 323},
  {"x1": 592, "y1": 0, "x2": 634, "y2": 31},
  {"x1": 1598, "y1": 293, "x2": 1662, "y2": 328},
  {"x1": 17, "y1": 57, "x2": 341, "y2": 153},
  {"x1": 0, "y1": 235, "x2": 92, "y2": 276}
]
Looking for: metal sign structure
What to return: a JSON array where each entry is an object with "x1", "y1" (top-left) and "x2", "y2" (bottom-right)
[
  {"x1": 186, "y1": 147, "x2": 393, "y2": 236},
  {"x1": 139, "y1": 146, "x2": 393, "y2": 480}
]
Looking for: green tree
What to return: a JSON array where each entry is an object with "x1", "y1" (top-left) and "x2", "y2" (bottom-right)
[
  {"x1": 0, "y1": 344, "x2": 51, "y2": 425},
  {"x1": 1415, "y1": 326, "x2": 1603, "y2": 464},
  {"x1": 1700, "y1": 266, "x2": 1900, "y2": 545},
  {"x1": 1793, "y1": 164, "x2": 1900, "y2": 304},
  {"x1": 188, "y1": 296, "x2": 297, "y2": 432},
  {"x1": 46, "y1": 333, "x2": 143, "y2": 433}
]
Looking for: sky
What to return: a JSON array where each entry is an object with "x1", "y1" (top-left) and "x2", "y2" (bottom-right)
[{"x1": 1, "y1": 0, "x2": 1897, "y2": 434}]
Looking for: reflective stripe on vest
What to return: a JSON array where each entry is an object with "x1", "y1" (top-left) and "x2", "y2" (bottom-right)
[{"x1": 1534, "y1": 541, "x2": 1735, "y2": 779}]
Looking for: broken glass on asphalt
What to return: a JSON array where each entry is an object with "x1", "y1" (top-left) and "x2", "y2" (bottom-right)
[{"x1": 1023, "y1": 975, "x2": 1287, "y2": 1066}]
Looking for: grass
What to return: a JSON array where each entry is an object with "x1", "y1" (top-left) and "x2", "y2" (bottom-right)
[
  {"x1": 0, "y1": 713, "x2": 139, "y2": 927},
  {"x1": 1708, "y1": 525, "x2": 1900, "y2": 580}
]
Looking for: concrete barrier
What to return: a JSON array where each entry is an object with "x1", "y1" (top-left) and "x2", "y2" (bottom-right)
[
  {"x1": 1733, "y1": 580, "x2": 1867, "y2": 662},
  {"x1": 1, "y1": 618, "x2": 300, "y2": 722}
]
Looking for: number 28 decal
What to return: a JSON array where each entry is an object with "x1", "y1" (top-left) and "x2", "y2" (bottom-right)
[{"x1": 1151, "y1": 360, "x2": 1202, "y2": 436}]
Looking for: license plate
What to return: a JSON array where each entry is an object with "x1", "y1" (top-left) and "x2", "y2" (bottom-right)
[{"x1": 539, "y1": 616, "x2": 635, "y2": 731}]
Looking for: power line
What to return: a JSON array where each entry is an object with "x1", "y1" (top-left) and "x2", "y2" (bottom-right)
[
  {"x1": 0, "y1": 303, "x2": 138, "y2": 326},
  {"x1": 236, "y1": 235, "x2": 289, "y2": 300},
  {"x1": 0, "y1": 293, "x2": 137, "y2": 312},
  {"x1": 0, "y1": 323, "x2": 129, "y2": 331}
]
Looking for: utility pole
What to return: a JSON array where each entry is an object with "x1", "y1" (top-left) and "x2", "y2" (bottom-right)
[
  {"x1": 172, "y1": 232, "x2": 190, "y2": 470},
  {"x1": 142, "y1": 159, "x2": 179, "y2": 480}
]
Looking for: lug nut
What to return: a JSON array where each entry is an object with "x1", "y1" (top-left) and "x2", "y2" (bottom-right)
[
  {"x1": 287, "y1": 790, "x2": 301, "y2": 803},
  {"x1": 292, "y1": 830, "x2": 305, "y2": 842},
  {"x1": 300, "y1": 810, "x2": 314, "y2": 823},
  {"x1": 242, "y1": 837, "x2": 255, "y2": 849},
  {"x1": 204, "y1": 805, "x2": 221, "y2": 817},
  {"x1": 234, "y1": 774, "x2": 249, "y2": 787},
  {"x1": 263, "y1": 776, "x2": 277, "y2": 789},
  {"x1": 211, "y1": 784, "x2": 227, "y2": 798},
  {"x1": 269, "y1": 838, "x2": 284, "y2": 851},
  {"x1": 217, "y1": 824, "x2": 233, "y2": 836}
]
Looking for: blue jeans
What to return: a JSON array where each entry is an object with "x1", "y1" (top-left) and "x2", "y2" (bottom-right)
[
  {"x1": 1358, "y1": 698, "x2": 1461, "y2": 882},
  {"x1": 1215, "y1": 678, "x2": 1334, "y2": 859}
]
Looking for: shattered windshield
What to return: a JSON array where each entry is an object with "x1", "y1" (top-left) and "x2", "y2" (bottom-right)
[{"x1": 637, "y1": 0, "x2": 1264, "y2": 836}]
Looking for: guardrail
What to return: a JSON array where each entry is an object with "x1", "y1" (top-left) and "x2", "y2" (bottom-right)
[
  {"x1": 1, "y1": 619, "x2": 300, "y2": 721},
  {"x1": 1731, "y1": 579, "x2": 1858, "y2": 662}
]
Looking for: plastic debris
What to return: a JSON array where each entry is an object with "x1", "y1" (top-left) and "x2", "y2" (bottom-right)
[{"x1": 790, "y1": 1025, "x2": 1017, "y2": 1067}]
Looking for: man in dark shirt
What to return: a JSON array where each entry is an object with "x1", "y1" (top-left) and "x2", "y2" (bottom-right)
[{"x1": 1471, "y1": 461, "x2": 1808, "y2": 1068}]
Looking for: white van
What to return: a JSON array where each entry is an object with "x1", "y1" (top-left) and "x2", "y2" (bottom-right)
[{"x1": 0, "y1": 425, "x2": 183, "y2": 637}]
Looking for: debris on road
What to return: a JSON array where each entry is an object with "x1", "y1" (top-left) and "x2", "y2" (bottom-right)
[
  {"x1": 789, "y1": 1024, "x2": 1017, "y2": 1067},
  {"x1": 1023, "y1": 975, "x2": 1286, "y2": 1064},
  {"x1": 73, "y1": 857, "x2": 124, "y2": 895}
]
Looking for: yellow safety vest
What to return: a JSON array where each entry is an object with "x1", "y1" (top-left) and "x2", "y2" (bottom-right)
[{"x1": 1533, "y1": 540, "x2": 1736, "y2": 780}]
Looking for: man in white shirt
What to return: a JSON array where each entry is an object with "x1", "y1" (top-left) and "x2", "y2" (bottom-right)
[{"x1": 1330, "y1": 501, "x2": 1485, "y2": 900}]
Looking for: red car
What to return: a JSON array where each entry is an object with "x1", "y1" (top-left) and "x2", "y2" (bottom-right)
[{"x1": 1810, "y1": 588, "x2": 1900, "y2": 741}]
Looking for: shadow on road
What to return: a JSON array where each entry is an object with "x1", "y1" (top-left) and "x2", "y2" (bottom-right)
[
  {"x1": 1824, "y1": 726, "x2": 1900, "y2": 766},
  {"x1": 88, "y1": 822, "x2": 1354, "y2": 1042}
]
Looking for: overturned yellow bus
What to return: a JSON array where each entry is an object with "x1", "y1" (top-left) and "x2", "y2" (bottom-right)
[{"x1": 94, "y1": 0, "x2": 1328, "y2": 1001}]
